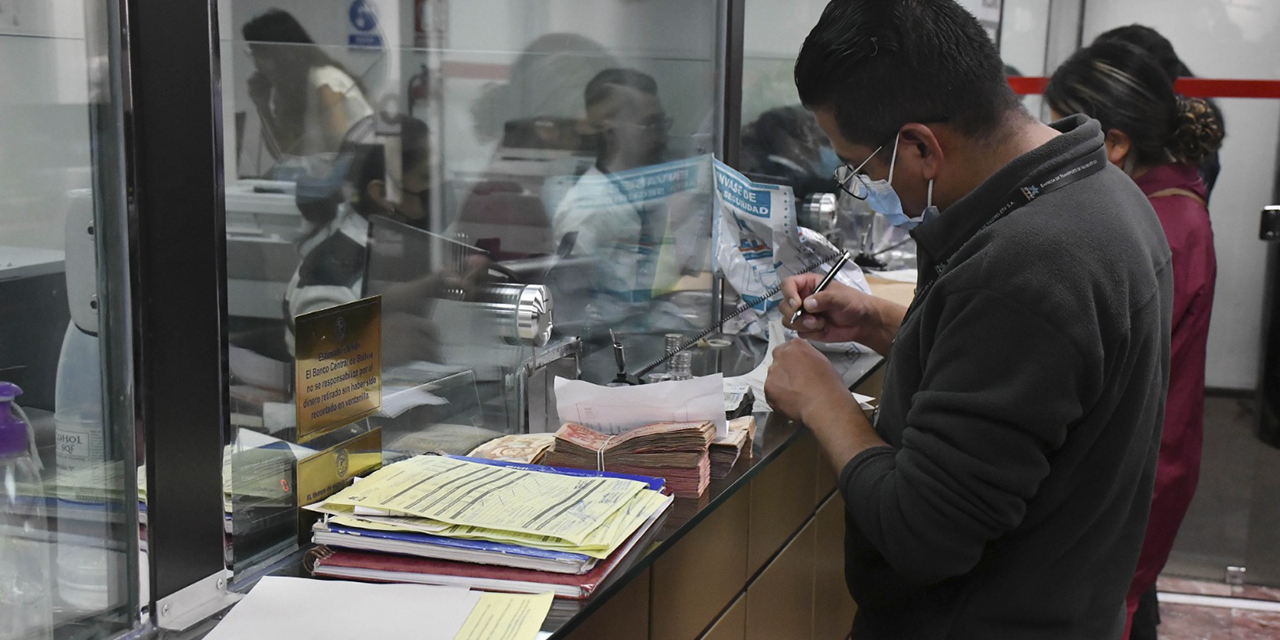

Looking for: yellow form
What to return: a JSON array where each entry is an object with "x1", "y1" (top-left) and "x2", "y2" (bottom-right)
[
  {"x1": 328, "y1": 488, "x2": 672, "y2": 559},
  {"x1": 321, "y1": 456, "x2": 646, "y2": 545},
  {"x1": 454, "y1": 592, "x2": 554, "y2": 640}
]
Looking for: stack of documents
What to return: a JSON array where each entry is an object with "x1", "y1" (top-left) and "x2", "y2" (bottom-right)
[
  {"x1": 306, "y1": 455, "x2": 671, "y2": 599},
  {"x1": 542, "y1": 421, "x2": 715, "y2": 497}
]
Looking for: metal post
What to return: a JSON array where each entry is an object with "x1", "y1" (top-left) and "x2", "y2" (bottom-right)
[{"x1": 127, "y1": 0, "x2": 231, "y2": 621}]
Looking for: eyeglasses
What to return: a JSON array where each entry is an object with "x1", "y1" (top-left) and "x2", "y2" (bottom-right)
[
  {"x1": 832, "y1": 145, "x2": 884, "y2": 201},
  {"x1": 832, "y1": 118, "x2": 950, "y2": 200}
]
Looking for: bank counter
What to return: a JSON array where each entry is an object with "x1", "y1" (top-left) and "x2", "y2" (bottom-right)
[{"x1": 151, "y1": 353, "x2": 881, "y2": 640}]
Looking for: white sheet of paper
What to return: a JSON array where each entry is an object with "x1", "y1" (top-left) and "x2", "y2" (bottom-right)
[
  {"x1": 378, "y1": 385, "x2": 449, "y2": 419},
  {"x1": 236, "y1": 429, "x2": 314, "y2": 460},
  {"x1": 555, "y1": 374, "x2": 727, "y2": 438},
  {"x1": 202, "y1": 576, "x2": 481, "y2": 640},
  {"x1": 853, "y1": 392, "x2": 876, "y2": 410},
  {"x1": 724, "y1": 319, "x2": 787, "y2": 413}
]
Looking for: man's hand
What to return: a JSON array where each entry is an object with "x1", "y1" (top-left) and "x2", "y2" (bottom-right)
[
  {"x1": 778, "y1": 273, "x2": 906, "y2": 357},
  {"x1": 765, "y1": 339, "x2": 889, "y2": 475},
  {"x1": 765, "y1": 339, "x2": 847, "y2": 424}
]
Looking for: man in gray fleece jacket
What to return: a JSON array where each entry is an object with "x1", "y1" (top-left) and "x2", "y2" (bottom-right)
[{"x1": 763, "y1": 1, "x2": 1172, "y2": 638}]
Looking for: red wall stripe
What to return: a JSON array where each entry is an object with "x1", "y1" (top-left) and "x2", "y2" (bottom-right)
[
  {"x1": 1010, "y1": 76, "x2": 1280, "y2": 99},
  {"x1": 1173, "y1": 78, "x2": 1280, "y2": 99},
  {"x1": 1008, "y1": 76, "x2": 1049, "y2": 95}
]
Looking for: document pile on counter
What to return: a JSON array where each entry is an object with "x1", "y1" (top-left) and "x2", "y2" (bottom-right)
[
  {"x1": 305, "y1": 455, "x2": 671, "y2": 599},
  {"x1": 542, "y1": 421, "x2": 715, "y2": 497}
]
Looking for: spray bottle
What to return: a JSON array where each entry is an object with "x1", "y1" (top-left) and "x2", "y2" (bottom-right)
[{"x1": 0, "y1": 382, "x2": 55, "y2": 640}]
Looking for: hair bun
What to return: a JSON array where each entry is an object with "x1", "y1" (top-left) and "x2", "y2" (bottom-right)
[{"x1": 1172, "y1": 98, "x2": 1224, "y2": 165}]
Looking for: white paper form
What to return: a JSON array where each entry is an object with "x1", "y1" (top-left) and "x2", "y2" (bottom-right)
[
  {"x1": 725, "y1": 320, "x2": 876, "y2": 414},
  {"x1": 202, "y1": 576, "x2": 480, "y2": 640},
  {"x1": 554, "y1": 374, "x2": 727, "y2": 438},
  {"x1": 321, "y1": 456, "x2": 646, "y2": 545}
]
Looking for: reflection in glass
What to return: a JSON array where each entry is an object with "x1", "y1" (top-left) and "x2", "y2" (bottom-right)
[
  {"x1": 0, "y1": 0, "x2": 139, "y2": 636},
  {"x1": 241, "y1": 9, "x2": 375, "y2": 177},
  {"x1": 222, "y1": 1, "x2": 723, "y2": 579},
  {"x1": 740, "y1": 105, "x2": 839, "y2": 204},
  {"x1": 741, "y1": 0, "x2": 915, "y2": 270}
]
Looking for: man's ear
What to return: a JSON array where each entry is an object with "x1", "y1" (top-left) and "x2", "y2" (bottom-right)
[
  {"x1": 898, "y1": 122, "x2": 944, "y2": 181},
  {"x1": 367, "y1": 179, "x2": 390, "y2": 210},
  {"x1": 1103, "y1": 129, "x2": 1132, "y2": 167}
]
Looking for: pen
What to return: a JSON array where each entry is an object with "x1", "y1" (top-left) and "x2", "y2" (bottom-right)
[{"x1": 790, "y1": 251, "x2": 852, "y2": 324}]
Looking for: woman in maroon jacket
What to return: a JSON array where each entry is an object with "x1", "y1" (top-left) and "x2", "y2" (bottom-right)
[{"x1": 1046, "y1": 41, "x2": 1225, "y2": 640}]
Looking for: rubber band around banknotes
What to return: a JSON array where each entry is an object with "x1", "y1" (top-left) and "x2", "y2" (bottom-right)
[{"x1": 596, "y1": 434, "x2": 618, "y2": 472}]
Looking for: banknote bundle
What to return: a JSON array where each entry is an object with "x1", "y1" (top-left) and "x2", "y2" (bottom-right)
[{"x1": 542, "y1": 421, "x2": 715, "y2": 497}]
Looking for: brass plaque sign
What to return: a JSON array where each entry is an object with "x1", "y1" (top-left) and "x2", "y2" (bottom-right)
[
  {"x1": 294, "y1": 296, "x2": 382, "y2": 442},
  {"x1": 296, "y1": 428, "x2": 383, "y2": 506}
]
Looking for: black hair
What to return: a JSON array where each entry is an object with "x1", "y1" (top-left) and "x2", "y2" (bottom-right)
[
  {"x1": 1093, "y1": 24, "x2": 1192, "y2": 80},
  {"x1": 1090, "y1": 23, "x2": 1225, "y2": 138},
  {"x1": 584, "y1": 68, "x2": 659, "y2": 109},
  {"x1": 793, "y1": 0, "x2": 1023, "y2": 147},
  {"x1": 242, "y1": 8, "x2": 314, "y2": 46},
  {"x1": 739, "y1": 105, "x2": 835, "y2": 203},
  {"x1": 242, "y1": 9, "x2": 367, "y2": 113},
  {"x1": 1045, "y1": 41, "x2": 1223, "y2": 167}
]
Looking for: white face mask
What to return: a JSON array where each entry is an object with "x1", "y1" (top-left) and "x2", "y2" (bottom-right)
[{"x1": 839, "y1": 132, "x2": 939, "y2": 230}]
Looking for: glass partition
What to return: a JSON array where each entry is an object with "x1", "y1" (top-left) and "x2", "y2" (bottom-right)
[
  {"x1": 218, "y1": 0, "x2": 725, "y2": 578},
  {"x1": 0, "y1": 0, "x2": 141, "y2": 636},
  {"x1": 741, "y1": 0, "x2": 913, "y2": 269}
]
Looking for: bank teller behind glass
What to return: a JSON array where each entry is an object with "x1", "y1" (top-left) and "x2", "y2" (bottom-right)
[
  {"x1": 550, "y1": 68, "x2": 674, "y2": 333},
  {"x1": 242, "y1": 9, "x2": 374, "y2": 173}
]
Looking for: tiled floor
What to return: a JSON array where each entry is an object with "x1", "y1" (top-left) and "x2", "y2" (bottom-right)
[
  {"x1": 1156, "y1": 577, "x2": 1280, "y2": 638},
  {"x1": 1153, "y1": 393, "x2": 1280, "y2": 637},
  {"x1": 1160, "y1": 577, "x2": 1280, "y2": 602}
]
